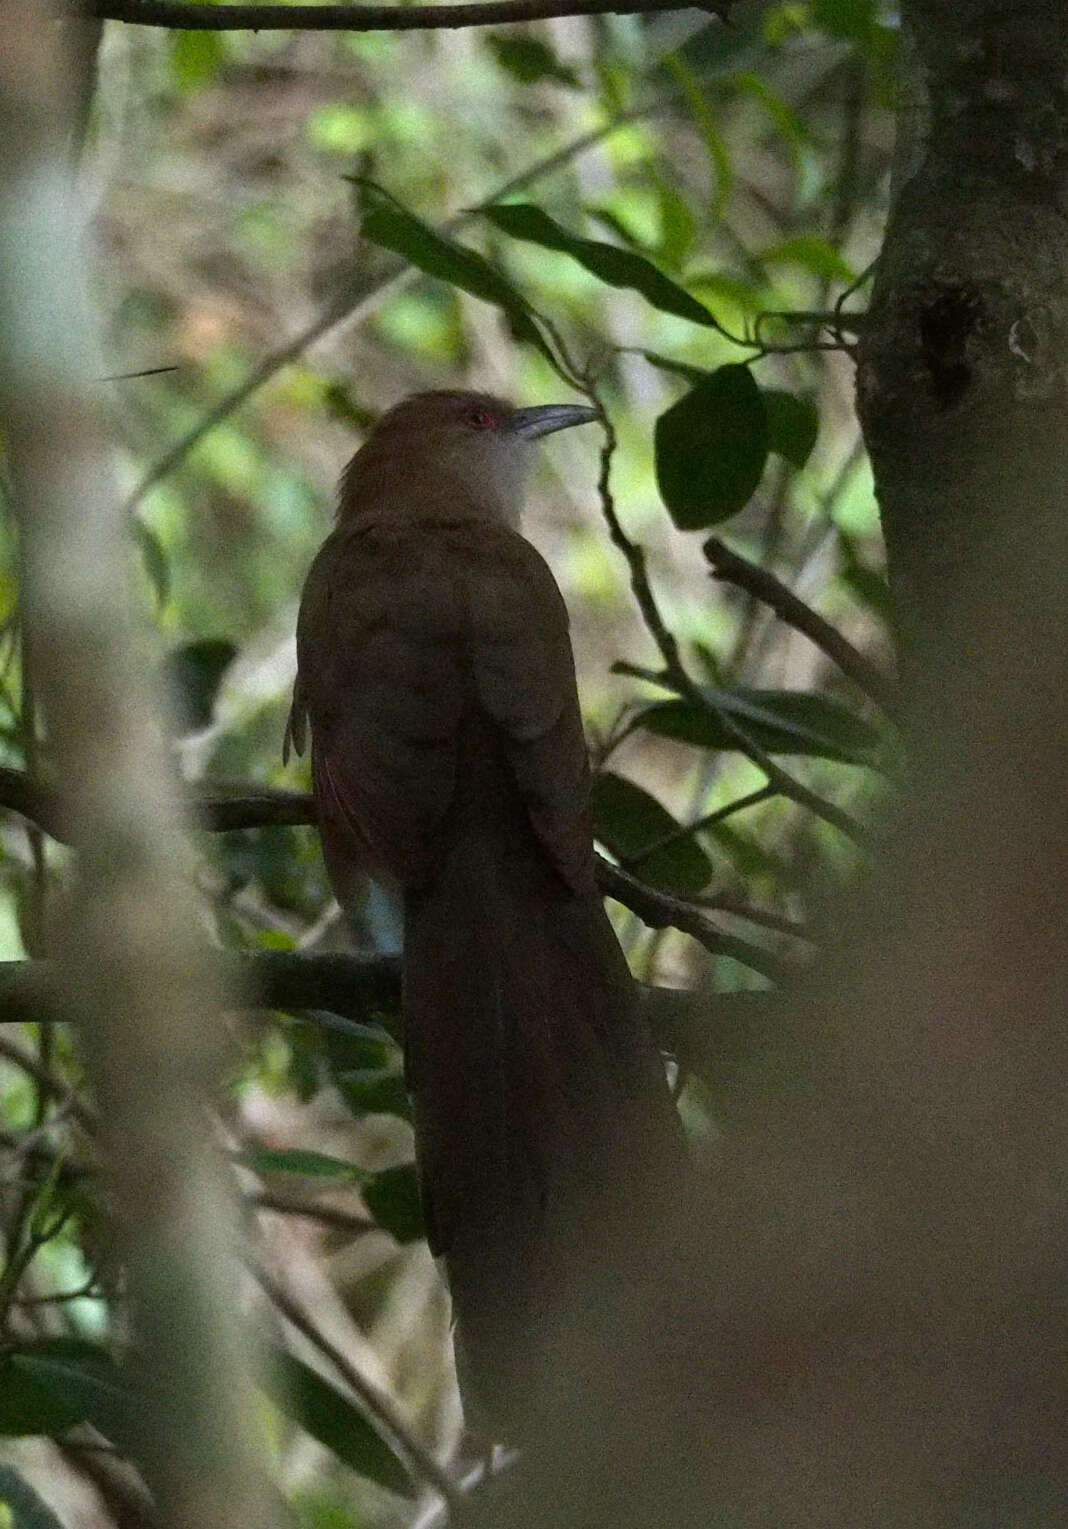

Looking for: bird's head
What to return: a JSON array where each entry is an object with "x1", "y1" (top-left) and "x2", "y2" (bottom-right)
[{"x1": 338, "y1": 389, "x2": 599, "y2": 527}]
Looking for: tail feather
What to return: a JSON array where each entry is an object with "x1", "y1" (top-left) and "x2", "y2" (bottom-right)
[{"x1": 403, "y1": 825, "x2": 686, "y2": 1440}]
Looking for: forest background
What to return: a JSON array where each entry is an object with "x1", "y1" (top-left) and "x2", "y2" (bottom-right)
[{"x1": 1, "y1": 2, "x2": 1065, "y2": 1528}]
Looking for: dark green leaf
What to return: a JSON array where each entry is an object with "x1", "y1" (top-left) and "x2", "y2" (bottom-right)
[
  {"x1": 810, "y1": 0, "x2": 877, "y2": 42},
  {"x1": 322, "y1": 382, "x2": 377, "y2": 429},
  {"x1": 355, "y1": 184, "x2": 554, "y2": 366},
  {"x1": 641, "y1": 350, "x2": 708, "y2": 387},
  {"x1": 160, "y1": 638, "x2": 237, "y2": 734},
  {"x1": 587, "y1": 205, "x2": 646, "y2": 251},
  {"x1": 337, "y1": 1070, "x2": 411, "y2": 1122},
  {"x1": 0, "y1": 1465, "x2": 66, "y2": 1529},
  {"x1": 235, "y1": 1148, "x2": 365, "y2": 1183},
  {"x1": 654, "y1": 366, "x2": 769, "y2": 529},
  {"x1": 635, "y1": 690, "x2": 883, "y2": 767},
  {"x1": 363, "y1": 1164, "x2": 424, "y2": 1244},
  {"x1": 0, "y1": 1340, "x2": 130, "y2": 1443},
  {"x1": 838, "y1": 534, "x2": 891, "y2": 619},
  {"x1": 645, "y1": 361, "x2": 817, "y2": 471},
  {"x1": 485, "y1": 34, "x2": 580, "y2": 89},
  {"x1": 763, "y1": 390, "x2": 819, "y2": 468},
  {"x1": 264, "y1": 1347, "x2": 414, "y2": 1497},
  {"x1": 481, "y1": 203, "x2": 720, "y2": 329},
  {"x1": 322, "y1": 1023, "x2": 399, "y2": 1078},
  {"x1": 592, "y1": 772, "x2": 713, "y2": 895}
]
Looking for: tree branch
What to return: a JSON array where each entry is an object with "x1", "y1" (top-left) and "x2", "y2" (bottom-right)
[
  {"x1": 0, "y1": 778, "x2": 790, "y2": 978},
  {"x1": 702, "y1": 536, "x2": 899, "y2": 717},
  {"x1": 586, "y1": 400, "x2": 871, "y2": 848},
  {"x1": 0, "y1": 953, "x2": 775, "y2": 1062},
  {"x1": 94, "y1": 0, "x2": 732, "y2": 34},
  {"x1": 249, "y1": 1259, "x2": 461, "y2": 1509}
]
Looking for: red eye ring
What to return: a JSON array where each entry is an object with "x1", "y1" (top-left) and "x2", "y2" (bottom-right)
[{"x1": 463, "y1": 405, "x2": 497, "y2": 431}]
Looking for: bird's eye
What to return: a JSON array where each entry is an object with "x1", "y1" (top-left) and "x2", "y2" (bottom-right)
[{"x1": 463, "y1": 405, "x2": 496, "y2": 431}]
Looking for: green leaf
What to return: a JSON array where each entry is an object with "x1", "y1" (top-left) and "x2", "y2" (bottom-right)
[
  {"x1": 484, "y1": 34, "x2": 580, "y2": 89},
  {"x1": 0, "y1": 1466, "x2": 66, "y2": 1529},
  {"x1": 641, "y1": 351, "x2": 708, "y2": 387},
  {"x1": 0, "y1": 1340, "x2": 130, "y2": 1443},
  {"x1": 264, "y1": 1348, "x2": 414, "y2": 1497},
  {"x1": 654, "y1": 366, "x2": 769, "y2": 529},
  {"x1": 591, "y1": 772, "x2": 713, "y2": 895},
  {"x1": 645, "y1": 361, "x2": 817, "y2": 471},
  {"x1": 170, "y1": 32, "x2": 225, "y2": 92},
  {"x1": 653, "y1": 178, "x2": 697, "y2": 269},
  {"x1": 363, "y1": 1164, "x2": 423, "y2": 1244},
  {"x1": 133, "y1": 517, "x2": 170, "y2": 608},
  {"x1": 763, "y1": 390, "x2": 819, "y2": 468},
  {"x1": 337, "y1": 1070, "x2": 411, "y2": 1122},
  {"x1": 235, "y1": 1148, "x2": 366, "y2": 1183},
  {"x1": 354, "y1": 182, "x2": 554, "y2": 366},
  {"x1": 481, "y1": 203, "x2": 720, "y2": 329},
  {"x1": 810, "y1": 0, "x2": 877, "y2": 42},
  {"x1": 160, "y1": 638, "x2": 237, "y2": 734},
  {"x1": 635, "y1": 690, "x2": 883, "y2": 767},
  {"x1": 838, "y1": 535, "x2": 891, "y2": 620},
  {"x1": 761, "y1": 236, "x2": 855, "y2": 285}
]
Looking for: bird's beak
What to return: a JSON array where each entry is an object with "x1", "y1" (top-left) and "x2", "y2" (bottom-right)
[{"x1": 509, "y1": 403, "x2": 600, "y2": 440}]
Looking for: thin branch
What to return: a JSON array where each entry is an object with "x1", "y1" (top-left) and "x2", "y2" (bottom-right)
[
  {"x1": 595, "y1": 859, "x2": 787, "y2": 984},
  {"x1": 249, "y1": 1259, "x2": 461, "y2": 1509},
  {"x1": 95, "y1": 0, "x2": 732, "y2": 33},
  {"x1": 621, "y1": 784, "x2": 778, "y2": 871},
  {"x1": 703, "y1": 536, "x2": 900, "y2": 716},
  {"x1": 0, "y1": 783, "x2": 790, "y2": 980},
  {"x1": 585, "y1": 399, "x2": 870, "y2": 848},
  {"x1": 13, "y1": 1279, "x2": 101, "y2": 1306},
  {"x1": 0, "y1": 1033, "x2": 96, "y2": 1131},
  {"x1": 693, "y1": 894, "x2": 816, "y2": 943},
  {"x1": 247, "y1": 1191, "x2": 376, "y2": 1238},
  {"x1": 0, "y1": 954, "x2": 765, "y2": 1048}
]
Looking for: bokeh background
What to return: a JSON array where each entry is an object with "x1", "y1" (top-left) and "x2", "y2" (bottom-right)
[{"x1": 1, "y1": 4, "x2": 899, "y2": 1525}]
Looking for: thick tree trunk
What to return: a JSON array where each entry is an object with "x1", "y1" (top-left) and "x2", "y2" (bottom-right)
[{"x1": 857, "y1": 0, "x2": 1068, "y2": 705}]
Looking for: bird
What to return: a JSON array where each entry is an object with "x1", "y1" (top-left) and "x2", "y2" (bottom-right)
[{"x1": 287, "y1": 389, "x2": 687, "y2": 1448}]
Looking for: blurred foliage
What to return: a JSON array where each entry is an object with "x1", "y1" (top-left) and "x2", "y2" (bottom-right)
[{"x1": 0, "y1": 0, "x2": 900, "y2": 1521}]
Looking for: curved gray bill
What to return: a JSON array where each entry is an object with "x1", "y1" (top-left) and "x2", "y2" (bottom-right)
[{"x1": 510, "y1": 403, "x2": 600, "y2": 440}]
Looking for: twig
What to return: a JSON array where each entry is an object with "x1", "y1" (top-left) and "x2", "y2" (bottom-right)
[
  {"x1": 585, "y1": 399, "x2": 870, "y2": 848},
  {"x1": 595, "y1": 858, "x2": 787, "y2": 984},
  {"x1": 0, "y1": 1034, "x2": 96, "y2": 1131},
  {"x1": 249, "y1": 1259, "x2": 461, "y2": 1509},
  {"x1": 247, "y1": 1191, "x2": 376, "y2": 1238},
  {"x1": 692, "y1": 894, "x2": 816, "y2": 943},
  {"x1": 94, "y1": 0, "x2": 732, "y2": 33},
  {"x1": 703, "y1": 536, "x2": 899, "y2": 716},
  {"x1": 621, "y1": 784, "x2": 777, "y2": 871},
  {"x1": 12, "y1": 1278, "x2": 101, "y2": 1306}
]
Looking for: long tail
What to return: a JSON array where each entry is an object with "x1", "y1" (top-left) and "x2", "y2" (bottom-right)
[{"x1": 403, "y1": 811, "x2": 686, "y2": 1442}]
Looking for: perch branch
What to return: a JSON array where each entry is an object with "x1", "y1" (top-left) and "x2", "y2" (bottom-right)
[
  {"x1": 703, "y1": 536, "x2": 899, "y2": 716},
  {"x1": 94, "y1": 0, "x2": 732, "y2": 33}
]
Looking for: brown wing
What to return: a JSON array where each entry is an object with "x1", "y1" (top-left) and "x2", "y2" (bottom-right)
[
  {"x1": 462, "y1": 523, "x2": 596, "y2": 898},
  {"x1": 292, "y1": 525, "x2": 466, "y2": 891},
  {"x1": 291, "y1": 519, "x2": 594, "y2": 897}
]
